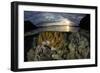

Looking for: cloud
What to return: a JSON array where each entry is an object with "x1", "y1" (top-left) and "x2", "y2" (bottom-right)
[{"x1": 24, "y1": 11, "x2": 86, "y2": 27}]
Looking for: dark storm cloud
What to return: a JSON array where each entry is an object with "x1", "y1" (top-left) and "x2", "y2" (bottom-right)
[{"x1": 24, "y1": 11, "x2": 86, "y2": 26}]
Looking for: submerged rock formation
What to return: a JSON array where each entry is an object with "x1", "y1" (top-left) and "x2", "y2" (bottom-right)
[{"x1": 27, "y1": 29, "x2": 90, "y2": 61}]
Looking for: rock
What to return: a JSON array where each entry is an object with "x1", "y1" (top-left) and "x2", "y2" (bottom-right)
[{"x1": 68, "y1": 29, "x2": 90, "y2": 59}]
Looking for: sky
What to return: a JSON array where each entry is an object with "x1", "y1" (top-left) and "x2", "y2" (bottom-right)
[{"x1": 24, "y1": 11, "x2": 86, "y2": 27}]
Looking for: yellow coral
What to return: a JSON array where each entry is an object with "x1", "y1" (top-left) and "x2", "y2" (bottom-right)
[{"x1": 37, "y1": 31, "x2": 65, "y2": 49}]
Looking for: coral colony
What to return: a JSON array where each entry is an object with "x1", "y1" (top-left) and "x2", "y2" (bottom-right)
[{"x1": 24, "y1": 11, "x2": 90, "y2": 61}]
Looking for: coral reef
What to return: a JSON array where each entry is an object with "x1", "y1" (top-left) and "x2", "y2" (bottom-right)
[{"x1": 27, "y1": 29, "x2": 90, "y2": 61}]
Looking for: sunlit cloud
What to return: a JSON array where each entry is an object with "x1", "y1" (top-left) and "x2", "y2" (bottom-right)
[{"x1": 24, "y1": 11, "x2": 86, "y2": 27}]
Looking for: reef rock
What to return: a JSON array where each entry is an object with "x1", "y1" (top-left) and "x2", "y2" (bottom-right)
[{"x1": 27, "y1": 29, "x2": 90, "y2": 61}]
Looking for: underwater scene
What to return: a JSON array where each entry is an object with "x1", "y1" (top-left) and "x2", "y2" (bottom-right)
[{"x1": 24, "y1": 11, "x2": 90, "y2": 61}]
